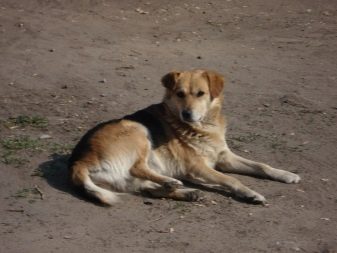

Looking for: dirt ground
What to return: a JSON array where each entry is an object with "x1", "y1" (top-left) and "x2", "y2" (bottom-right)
[{"x1": 1, "y1": 0, "x2": 336, "y2": 252}]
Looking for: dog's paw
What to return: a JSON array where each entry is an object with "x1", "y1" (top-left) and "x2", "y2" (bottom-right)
[
  {"x1": 163, "y1": 179, "x2": 183, "y2": 191},
  {"x1": 236, "y1": 188, "x2": 266, "y2": 204},
  {"x1": 276, "y1": 170, "x2": 301, "y2": 184},
  {"x1": 184, "y1": 189, "x2": 202, "y2": 202},
  {"x1": 246, "y1": 191, "x2": 266, "y2": 204}
]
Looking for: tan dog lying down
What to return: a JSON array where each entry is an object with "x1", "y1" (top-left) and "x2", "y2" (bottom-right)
[{"x1": 69, "y1": 70, "x2": 300, "y2": 205}]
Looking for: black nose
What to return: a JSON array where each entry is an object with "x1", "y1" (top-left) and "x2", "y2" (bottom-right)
[{"x1": 182, "y1": 110, "x2": 192, "y2": 120}]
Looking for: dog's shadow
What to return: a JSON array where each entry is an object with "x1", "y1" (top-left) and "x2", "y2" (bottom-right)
[{"x1": 38, "y1": 153, "x2": 90, "y2": 202}]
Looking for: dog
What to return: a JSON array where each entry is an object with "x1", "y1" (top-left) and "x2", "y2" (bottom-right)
[{"x1": 68, "y1": 69, "x2": 300, "y2": 205}]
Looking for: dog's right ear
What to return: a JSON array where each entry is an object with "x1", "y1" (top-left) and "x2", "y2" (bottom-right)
[{"x1": 161, "y1": 72, "x2": 180, "y2": 90}]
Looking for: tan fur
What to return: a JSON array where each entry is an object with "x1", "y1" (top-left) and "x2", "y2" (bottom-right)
[{"x1": 69, "y1": 70, "x2": 300, "y2": 205}]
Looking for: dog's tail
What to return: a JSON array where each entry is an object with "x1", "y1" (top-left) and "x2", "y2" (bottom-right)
[{"x1": 70, "y1": 163, "x2": 119, "y2": 206}]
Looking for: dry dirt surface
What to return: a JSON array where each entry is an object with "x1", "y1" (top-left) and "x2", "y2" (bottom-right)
[{"x1": 1, "y1": 0, "x2": 337, "y2": 252}]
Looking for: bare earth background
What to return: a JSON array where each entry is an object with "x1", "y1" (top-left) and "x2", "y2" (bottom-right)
[{"x1": 0, "y1": 0, "x2": 337, "y2": 252}]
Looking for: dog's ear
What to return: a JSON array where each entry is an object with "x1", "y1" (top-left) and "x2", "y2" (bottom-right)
[
  {"x1": 203, "y1": 70, "x2": 225, "y2": 99},
  {"x1": 161, "y1": 72, "x2": 180, "y2": 90}
]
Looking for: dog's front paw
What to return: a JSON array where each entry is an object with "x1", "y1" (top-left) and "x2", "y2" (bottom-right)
[
  {"x1": 163, "y1": 179, "x2": 183, "y2": 191},
  {"x1": 247, "y1": 191, "x2": 266, "y2": 204},
  {"x1": 236, "y1": 188, "x2": 266, "y2": 204},
  {"x1": 276, "y1": 170, "x2": 301, "y2": 184}
]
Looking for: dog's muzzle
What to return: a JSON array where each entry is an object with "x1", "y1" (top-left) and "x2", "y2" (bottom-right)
[{"x1": 181, "y1": 110, "x2": 195, "y2": 122}]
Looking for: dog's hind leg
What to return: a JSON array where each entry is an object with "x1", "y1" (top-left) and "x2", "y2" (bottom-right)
[
  {"x1": 141, "y1": 182, "x2": 201, "y2": 201},
  {"x1": 216, "y1": 149, "x2": 301, "y2": 183},
  {"x1": 130, "y1": 159, "x2": 183, "y2": 191}
]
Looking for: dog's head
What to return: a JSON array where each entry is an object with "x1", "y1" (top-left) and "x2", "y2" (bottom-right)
[{"x1": 162, "y1": 70, "x2": 224, "y2": 123}]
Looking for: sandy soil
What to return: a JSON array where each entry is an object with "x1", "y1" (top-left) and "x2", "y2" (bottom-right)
[{"x1": 1, "y1": 0, "x2": 337, "y2": 252}]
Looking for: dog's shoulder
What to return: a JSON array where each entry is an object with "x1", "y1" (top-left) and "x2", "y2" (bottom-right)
[{"x1": 123, "y1": 103, "x2": 170, "y2": 148}]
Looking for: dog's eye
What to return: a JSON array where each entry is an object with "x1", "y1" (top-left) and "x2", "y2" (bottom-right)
[
  {"x1": 197, "y1": 91, "x2": 205, "y2": 97},
  {"x1": 176, "y1": 91, "x2": 185, "y2": 98}
]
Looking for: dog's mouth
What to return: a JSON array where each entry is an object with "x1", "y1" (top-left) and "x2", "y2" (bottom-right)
[{"x1": 182, "y1": 118, "x2": 198, "y2": 123}]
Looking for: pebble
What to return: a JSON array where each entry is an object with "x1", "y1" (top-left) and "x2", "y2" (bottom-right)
[
  {"x1": 320, "y1": 217, "x2": 330, "y2": 221},
  {"x1": 99, "y1": 78, "x2": 107, "y2": 83},
  {"x1": 143, "y1": 199, "x2": 153, "y2": 205},
  {"x1": 39, "y1": 134, "x2": 52, "y2": 139},
  {"x1": 135, "y1": 8, "x2": 149, "y2": 14}
]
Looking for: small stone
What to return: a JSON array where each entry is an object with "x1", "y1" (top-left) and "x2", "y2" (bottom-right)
[
  {"x1": 39, "y1": 134, "x2": 52, "y2": 139},
  {"x1": 196, "y1": 56, "x2": 202, "y2": 59},
  {"x1": 211, "y1": 200, "x2": 217, "y2": 205},
  {"x1": 169, "y1": 227, "x2": 174, "y2": 233},
  {"x1": 320, "y1": 178, "x2": 329, "y2": 182},
  {"x1": 306, "y1": 9, "x2": 312, "y2": 13},
  {"x1": 322, "y1": 11, "x2": 331, "y2": 16},
  {"x1": 320, "y1": 217, "x2": 330, "y2": 221},
  {"x1": 49, "y1": 49, "x2": 55, "y2": 52},
  {"x1": 99, "y1": 78, "x2": 107, "y2": 83},
  {"x1": 100, "y1": 94, "x2": 106, "y2": 97},
  {"x1": 263, "y1": 103, "x2": 270, "y2": 107},
  {"x1": 64, "y1": 235, "x2": 72, "y2": 239},
  {"x1": 61, "y1": 85, "x2": 67, "y2": 89},
  {"x1": 143, "y1": 199, "x2": 153, "y2": 205},
  {"x1": 135, "y1": 8, "x2": 149, "y2": 14}
]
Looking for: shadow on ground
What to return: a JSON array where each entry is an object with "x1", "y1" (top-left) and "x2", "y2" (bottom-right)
[{"x1": 38, "y1": 153, "x2": 92, "y2": 203}]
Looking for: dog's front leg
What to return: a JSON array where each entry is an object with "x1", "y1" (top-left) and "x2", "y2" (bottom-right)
[
  {"x1": 216, "y1": 149, "x2": 301, "y2": 183},
  {"x1": 186, "y1": 163, "x2": 266, "y2": 204}
]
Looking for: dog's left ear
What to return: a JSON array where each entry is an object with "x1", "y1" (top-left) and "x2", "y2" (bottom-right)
[
  {"x1": 161, "y1": 71, "x2": 180, "y2": 90},
  {"x1": 203, "y1": 71, "x2": 225, "y2": 99}
]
